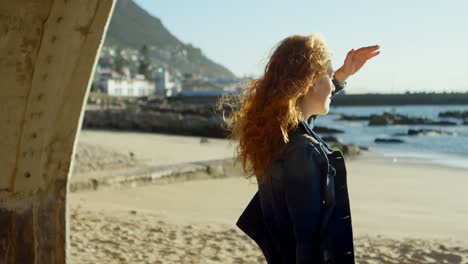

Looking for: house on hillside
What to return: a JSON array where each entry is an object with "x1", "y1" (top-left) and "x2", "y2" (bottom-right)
[
  {"x1": 154, "y1": 67, "x2": 181, "y2": 97},
  {"x1": 94, "y1": 65, "x2": 155, "y2": 97}
]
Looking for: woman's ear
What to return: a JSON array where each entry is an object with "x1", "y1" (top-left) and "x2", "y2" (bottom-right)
[{"x1": 308, "y1": 82, "x2": 318, "y2": 94}]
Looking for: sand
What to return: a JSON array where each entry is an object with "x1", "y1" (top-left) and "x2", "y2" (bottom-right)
[
  {"x1": 77, "y1": 129, "x2": 236, "y2": 167},
  {"x1": 69, "y1": 130, "x2": 468, "y2": 263}
]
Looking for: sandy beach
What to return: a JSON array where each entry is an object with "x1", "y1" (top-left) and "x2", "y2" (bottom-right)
[{"x1": 70, "y1": 130, "x2": 468, "y2": 263}]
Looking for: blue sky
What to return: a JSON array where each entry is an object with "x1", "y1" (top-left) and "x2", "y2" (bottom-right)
[{"x1": 134, "y1": 0, "x2": 468, "y2": 94}]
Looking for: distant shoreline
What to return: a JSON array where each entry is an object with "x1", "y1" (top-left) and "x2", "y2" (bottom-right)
[
  {"x1": 332, "y1": 93, "x2": 468, "y2": 106},
  {"x1": 165, "y1": 92, "x2": 468, "y2": 106}
]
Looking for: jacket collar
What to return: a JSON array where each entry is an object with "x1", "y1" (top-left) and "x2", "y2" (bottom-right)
[
  {"x1": 307, "y1": 115, "x2": 318, "y2": 129},
  {"x1": 299, "y1": 115, "x2": 317, "y2": 136},
  {"x1": 300, "y1": 115, "x2": 336, "y2": 154}
]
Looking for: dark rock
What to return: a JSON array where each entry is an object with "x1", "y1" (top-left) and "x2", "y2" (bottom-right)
[
  {"x1": 439, "y1": 111, "x2": 468, "y2": 119},
  {"x1": 407, "y1": 128, "x2": 455, "y2": 136},
  {"x1": 314, "y1": 126, "x2": 344, "y2": 134},
  {"x1": 331, "y1": 143, "x2": 361, "y2": 156},
  {"x1": 375, "y1": 138, "x2": 405, "y2": 143},
  {"x1": 83, "y1": 109, "x2": 230, "y2": 138},
  {"x1": 428, "y1": 120, "x2": 457, "y2": 126},
  {"x1": 140, "y1": 102, "x2": 216, "y2": 117},
  {"x1": 408, "y1": 129, "x2": 422, "y2": 136},
  {"x1": 358, "y1": 145, "x2": 369, "y2": 151},
  {"x1": 344, "y1": 144, "x2": 362, "y2": 156},
  {"x1": 83, "y1": 99, "x2": 344, "y2": 138},
  {"x1": 339, "y1": 114, "x2": 370, "y2": 121},
  {"x1": 369, "y1": 114, "x2": 390, "y2": 126},
  {"x1": 369, "y1": 112, "x2": 459, "y2": 126}
]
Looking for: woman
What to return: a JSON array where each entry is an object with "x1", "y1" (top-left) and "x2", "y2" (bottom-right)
[{"x1": 218, "y1": 34, "x2": 379, "y2": 263}]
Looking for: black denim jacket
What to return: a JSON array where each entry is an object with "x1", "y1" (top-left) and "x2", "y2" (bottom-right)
[{"x1": 236, "y1": 78, "x2": 355, "y2": 263}]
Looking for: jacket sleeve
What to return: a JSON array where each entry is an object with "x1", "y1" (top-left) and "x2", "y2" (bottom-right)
[
  {"x1": 282, "y1": 143, "x2": 324, "y2": 263},
  {"x1": 331, "y1": 77, "x2": 346, "y2": 98}
]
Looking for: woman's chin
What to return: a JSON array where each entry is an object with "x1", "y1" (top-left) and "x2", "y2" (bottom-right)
[
  {"x1": 319, "y1": 103, "x2": 331, "y2": 115},
  {"x1": 317, "y1": 108, "x2": 330, "y2": 116}
]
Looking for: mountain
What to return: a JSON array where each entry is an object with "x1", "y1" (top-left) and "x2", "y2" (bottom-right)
[{"x1": 103, "y1": 0, "x2": 236, "y2": 79}]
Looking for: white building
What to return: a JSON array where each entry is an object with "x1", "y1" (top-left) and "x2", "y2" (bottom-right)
[
  {"x1": 102, "y1": 77, "x2": 155, "y2": 97},
  {"x1": 93, "y1": 64, "x2": 155, "y2": 97},
  {"x1": 154, "y1": 67, "x2": 181, "y2": 97}
]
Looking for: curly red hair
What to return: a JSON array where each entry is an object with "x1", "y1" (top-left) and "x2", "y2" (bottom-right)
[{"x1": 217, "y1": 34, "x2": 331, "y2": 184}]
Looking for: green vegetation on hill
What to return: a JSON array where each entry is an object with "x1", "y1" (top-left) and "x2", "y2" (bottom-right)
[{"x1": 104, "y1": 0, "x2": 236, "y2": 79}]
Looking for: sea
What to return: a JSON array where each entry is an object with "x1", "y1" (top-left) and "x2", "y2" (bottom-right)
[{"x1": 316, "y1": 105, "x2": 468, "y2": 169}]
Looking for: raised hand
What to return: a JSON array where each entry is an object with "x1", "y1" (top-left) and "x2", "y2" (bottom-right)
[{"x1": 334, "y1": 45, "x2": 380, "y2": 83}]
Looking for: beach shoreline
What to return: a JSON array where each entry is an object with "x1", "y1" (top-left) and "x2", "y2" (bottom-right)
[{"x1": 70, "y1": 130, "x2": 468, "y2": 263}]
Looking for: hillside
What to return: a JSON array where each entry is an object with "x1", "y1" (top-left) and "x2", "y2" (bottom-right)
[{"x1": 104, "y1": 0, "x2": 236, "y2": 79}]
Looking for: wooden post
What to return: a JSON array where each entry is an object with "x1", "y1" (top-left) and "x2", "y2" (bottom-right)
[{"x1": 0, "y1": 0, "x2": 115, "y2": 263}]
